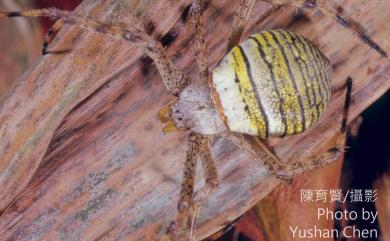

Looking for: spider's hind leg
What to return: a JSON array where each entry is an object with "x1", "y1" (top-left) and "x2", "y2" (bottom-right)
[
  {"x1": 261, "y1": 0, "x2": 387, "y2": 57},
  {"x1": 227, "y1": 77, "x2": 353, "y2": 180},
  {"x1": 275, "y1": 77, "x2": 353, "y2": 179}
]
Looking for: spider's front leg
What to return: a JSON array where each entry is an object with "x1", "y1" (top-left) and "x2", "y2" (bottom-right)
[
  {"x1": 42, "y1": 19, "x2": 64, "y2": 55},
  {"x1": 170, "y1": 132, "x2": 218, "y2": 241},
  {"x1": 0, "y1": 8, "x2": 190, "y2": 96},
  {"x1": 227, "y1": 77, "x2": 352, "y2": 180}
]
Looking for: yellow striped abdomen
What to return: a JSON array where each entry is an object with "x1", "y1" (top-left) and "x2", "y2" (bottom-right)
[{"x1": 211, "y1": 30, "x2": 332, "y2": 138}]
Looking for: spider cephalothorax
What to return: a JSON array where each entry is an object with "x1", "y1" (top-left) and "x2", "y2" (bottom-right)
[{"x1": 168, "y1": 82, "x2": 226, "y2": 134}]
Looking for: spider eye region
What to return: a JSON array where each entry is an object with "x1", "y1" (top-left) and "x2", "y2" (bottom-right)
[{"x1": 211, "y1": 30, "x2": 332, "y2": 138}]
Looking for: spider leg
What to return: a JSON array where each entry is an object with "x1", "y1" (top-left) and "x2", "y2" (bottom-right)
[
  {"x1": 0, "y1": 8, "x2": 190, "y2": 95},
  {"x1": 169, "y1": 3, "x2": 219, "y2": 240},
  {"x1": 42, "y1": 19, "x2": 64, "y2": 55},
  {"x1": 191, "y1": 0, "x2": 208, "y2": 82},
  {"x1": 226, "y1": 0, "x2": 256, "y2": 52},
  {"x1": 190, "y1": 134, "x2": 218, "y2": 241},
  {"x1": 225, "y1": 131, "x2": 292, "y2": 182},
  {"x1": 260, "y1": 0, "x2": 387, "y2": 57},
  {"x1": 227, "y1": 77, "x2": 352, "y2": 181},
  {"x1": 170, "y1": 132, "x2": 198, "y2": 240},
  {"x1": 275, "y1": 77, "x2": 352, "y2": 179},
  {"x1": 170, "y1": 132, "x2": 218, "y2": 241}
]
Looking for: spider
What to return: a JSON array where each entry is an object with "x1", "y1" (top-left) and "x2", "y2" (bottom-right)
[{"x1": 0, "y1": 0, "x2": 386, "y2": 240}]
